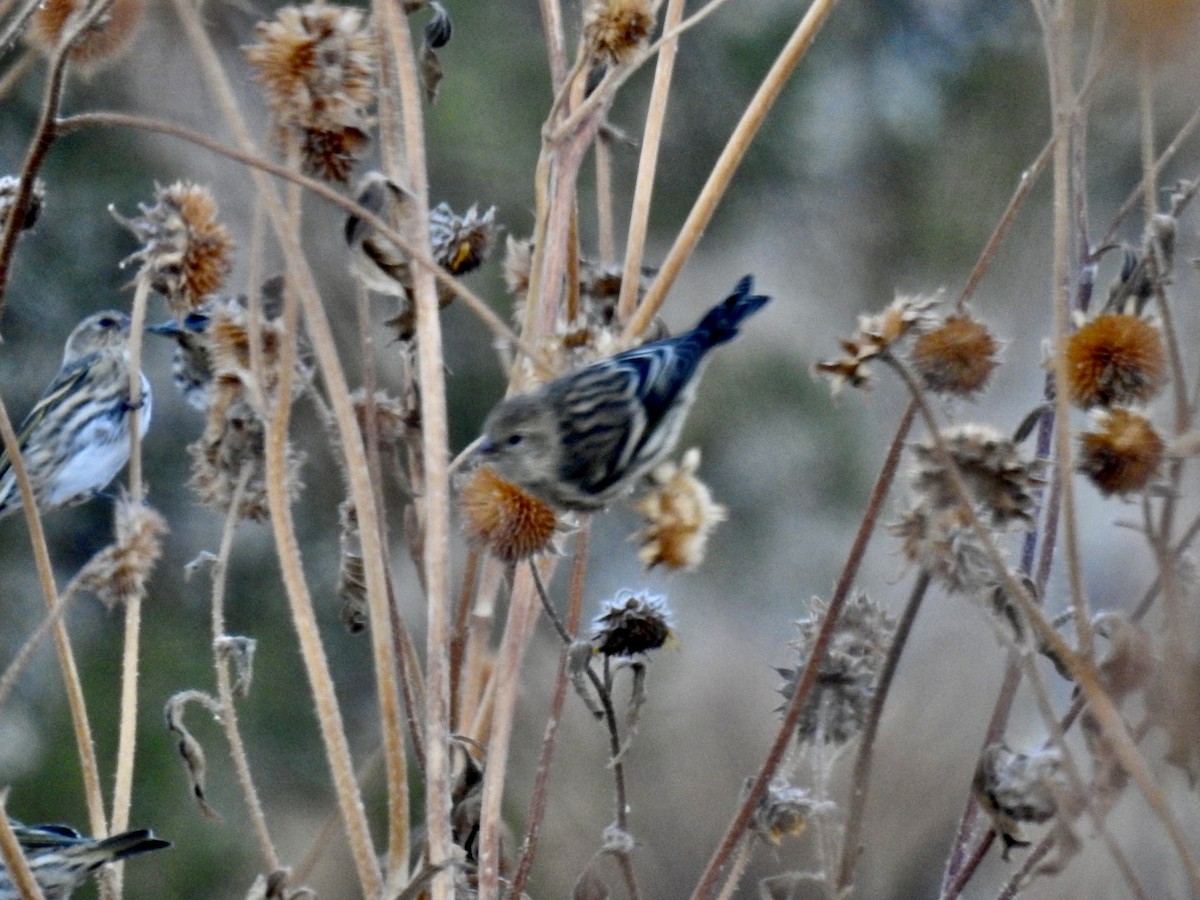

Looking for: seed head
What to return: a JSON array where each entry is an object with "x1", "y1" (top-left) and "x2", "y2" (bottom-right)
[
  {"x1": 632, "y1": 448, "x2": 727, "y2": 571},
  {"x1": 816, "y1": 293, "x2": 940, "y2": 395},
  {"x1": 591, "y1": 590, "x2": 672, "y2": 657},
  {"x1": 751, "y1": 780, "x2": 814, "y2": 845},
  {"x1": 1063, "y1": 313, "x2": 1166, "y2": 409},
  {"x1": 114, "y1": 182, "x2": 234, "y2": 317},
  {"x1": 79, "y1": 496, "x2": 168, "y2": 609},
  {"x1": 1078, "y1": 408, "x2": 1163, "y2": 496},
  {"x1": 459, "y1": 465, "x2": 559, "y2": 562},
  {"x1": 28, "y1": 0, "x2": 145, "y2": 70},
  {"x1": 974, "y1": 742, "x2": 1065, "y2": 858},
  {"x1": 584, "y1": 0, "x2": 654, "y2": 65},
  {"x1": 890, "y1": 506, "x2": 997, "y2": 595},
  {"x1": 911, "y1": 312, "x2": 1000, "y2": 397}
]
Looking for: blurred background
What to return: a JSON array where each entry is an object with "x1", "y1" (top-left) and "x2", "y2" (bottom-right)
[{"x1": 2, "y1": 0, "x2": 1200, "y2": 897}]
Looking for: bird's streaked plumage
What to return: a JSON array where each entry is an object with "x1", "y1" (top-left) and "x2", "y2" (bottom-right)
[
  {"x1": 477, "y1": 275, "x2": 769, "y2": 510},
  {"x1": 0, "y1": 311, "x2": 150, "y2": 519},
  {"x1": 0, "y1": 821, "x2": 169, "y2": 900}
]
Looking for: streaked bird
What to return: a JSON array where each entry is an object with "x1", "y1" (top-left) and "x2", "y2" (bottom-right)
[
  {"x1": 0, "y1": 821, "x2": 169, "y2": 900},
  {"x1": 146, "y1": 309, "x2": 212, "y2": 410},
  {"x1": 477, "y1": 275, "x2": 770, "y2": 510},
  {"x1": 0, "y1": 311, "x2": 151, "y2": 519}
]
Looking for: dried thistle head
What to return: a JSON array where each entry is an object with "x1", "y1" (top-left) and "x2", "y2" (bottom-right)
[
  {"x1": 750, "y1": 780, "x2": 814, "y2": 845},
  {"x1": 78, "y1": 497, "x2": 168, "y2": 609},
  {"x1": 632, "y1": 448, "x2": 727, "y2": 571},
  {"x1": 1078, "y1": 408, "x2": 1163, "y2": 496},
  {"x1": 113, "y1": 182, "x2": 234, "y2": 317},
  {"x1": 1063, "y1": 313, "x2": 1166, "y2": 409},
  {"x1": 245, "y1": 2, "x2": 375, "y2": 182},
  {"x1": 910, "y1": 425, "x2": 1043, "y2": 529},
  {"x1": 973, "y1": 742, "x2": 1065, "y2": 859},
  {"x1": 779, "y1": 593, "x2": 894, "y2": 744},
  {"x1": 28, "y1": 0, "x2": 145, "y2": 70},
  {"x1": 591, "y1": 590, "x2": 672, "y2": 657},
  {"x1": 431, "y1": 203, "x2": 498, "y2": 277},
  {"x1": 815, "y1": 293, "x2": 940, "y2": 395},
  {"x1": 910, "y1": 311, "x2": 1001, "y2": 397},
  {"x1": 458, "y1": 465, "x2": 559, "y2": 562},
  {"x1": 890, "y1": 505, "x2": 997, "y2": 595},
  {"x1": 584, "y1": 0, "x2": 654, "y2": 65},
  {"x1": 0, "y1": 176, "x2": 44, "y2": 232}
]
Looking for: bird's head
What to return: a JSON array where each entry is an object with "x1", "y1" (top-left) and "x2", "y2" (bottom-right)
[
  {"x1": 63, "y1": 310, "x2": 132, "y2": 362},
  {"x1": 477, "y1": 393, "x2": 558, "y2": 489}
]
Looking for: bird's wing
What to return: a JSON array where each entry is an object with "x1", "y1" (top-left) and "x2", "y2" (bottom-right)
[
  {"x1": 0, "y1": 358, "x2": 92, "y2": 483},
  {"x1": 554, "y1": 359, "x2": 646, "y2": 495}
]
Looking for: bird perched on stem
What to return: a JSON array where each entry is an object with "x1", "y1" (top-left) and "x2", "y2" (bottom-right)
[
  {"x1": 476, "y1": 275, "x2": 769, "y2": 510},
  {"x1": 0, "y1": 310, "x2": 150, "y2": 519},
  {"x1": 0, "y1": 821, "x2": 169, "y2": 900}
]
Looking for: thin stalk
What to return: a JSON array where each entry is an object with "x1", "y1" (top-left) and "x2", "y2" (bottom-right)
[{"x1": 689, "y1": 397, "x2": 915, "y2": 900}]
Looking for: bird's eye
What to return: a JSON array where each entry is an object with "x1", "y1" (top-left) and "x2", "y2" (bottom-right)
[
  {"x1": 505, "y1": 433, "x2": 524, "y2": 447},
  {"x1": 97, "y1": 315, "x2": 119, "y2": 329}
]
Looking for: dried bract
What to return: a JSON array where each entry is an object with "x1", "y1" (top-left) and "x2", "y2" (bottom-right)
[
  {"x1": 910, "y1": 312, "x2": 1000, "y2": 396},
  {"x1": 1063, "y1": 313, "x2": 1166, "y2": 409},
  {"x1": 890, "y1": 505, "x2": 996, "y2": 595},
  {"x1": 28, "y1": 0, "x2": 145, "y2": 70},
  {"x1": 458, "y1": 465, "x2": 559, "y2": 562},
  {"x1": 632, "y1": 448, "x2": 727, "y2": 571},
  {"x1": 751, "y1": 780, "x2": 814, "y2": 845},
  {"x1": 591, "y1": 590, "x2": 672, "y2": 657},
  {"x1": 910, "y1": 425, "x2": 1042, "y2": 529},
  {"x1": 1078, "y1": 408, "x2": 1163, "y2": 495},
  {"x1": 974, "y1": 742, "x2": 1065, "y2": 858},
  {"x1": 584, "y1": 0, "x2": 654, "y2": 65},
  {"x1": 113, "y1": 182, "x2": 234, "y2": 317},
  {"x1": 337, "y1": 501, "x2": 367, "y2": 633},
  {"x1": 779, "y1": 593, "x2": 894, "y2": 744},
  {"x1": 78, "y1": 497, "x2": 168, "y2": 609},
  {"x1": 816, "y1": 294, "x2": 940, "y2": 395}
]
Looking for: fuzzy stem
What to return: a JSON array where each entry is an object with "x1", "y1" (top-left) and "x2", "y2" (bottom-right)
[
  {"x1": 689, "y1": 397, "x2": 915, "y2": 900},
  {"x1": 624, "y1": 0, "x2": 840, "y2": 340}
]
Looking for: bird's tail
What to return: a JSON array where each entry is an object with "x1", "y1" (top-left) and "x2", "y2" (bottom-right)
[
  {"x1": 78, "y1": 830, "x2": 171, "y2": 867},
  {"x1": 693, "y1": 275, "x2": 770, "y2": 346}
]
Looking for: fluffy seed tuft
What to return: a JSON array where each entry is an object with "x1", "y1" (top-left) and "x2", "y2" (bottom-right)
[
  {"x1": 632, "y1": 448, "x2": 727, "y2": 571},
  {"x1": 1078, "y1": 408, "x2": 1164, "y2": 495},
  {"x1": 459, "y1": 466, "x2": 559, "y2": 562},
  {"x1": 79, "y1": 497, "x2": 169, "y2": 609},
  {"x1": 1063, "y1": 313, "x2": 1166, "y2": 409},
  {"x1": 584, "y1": 0, "x2": 655, "y2": 65},
  {"x1": 911, "y1": 312, "x2": 1000, "y2": 396},
  {"x1": 28, "y1": 0, "x2": 145, "y2": 70}
]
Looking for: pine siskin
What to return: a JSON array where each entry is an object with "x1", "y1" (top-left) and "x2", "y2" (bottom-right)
[
  {"x1": 0, "y1": 821, "x2": 169, "y2": 900},
  {"x1": 477, "y1": 275, "x2": 770, "y2": 510},
  {"x1": 0, "y1": 311, "x2": 151, "y2": 519},
  {"x1": 146, "y1": 309, "x2": 212, "y2": 411}
]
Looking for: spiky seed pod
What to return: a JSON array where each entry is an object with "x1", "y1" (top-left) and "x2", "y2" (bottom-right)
[
  {"x1": 911, "y1": 312, "x2": 1001, "y2": 396},
  {"x1": 245, "y1": 2, "x2": 375, "y2": 182},
  {"x1": 458, "y1": 466, "x2": 558, "y2": 562},
  {"x1": 910, "y1": 425, "x2": 1043, "y2": 529},
  {"x1": 633, "y1": 448, "x2": 727, "y2": 571},
  {"x1": 1064, "y1": 313, "x2": 1166, "y2": 409},
  {"x1": 779, "y1": 593, "x2": 894, "y2": 744},
  {"x1": 751, "y1": 780, "x2": 814, "y2": 845},
  {"x1": 890, "y1": 506, "x2": 996, "y2": 595},
  {"x1": 583, "y1": 0, "x2": 654, "y2": 65},
  {"x1": 591, "y1": 591, "x2": 672, "y2": 657},
  {"x1": 1078, "y1": 408, "x2": 1164, "y2": 495},
  {"x1": 113, "y1": 182, "x2": 234, "y2": 317},
  {"x1": 28, "y1": 0, "x2": 145, "y2": 70}
]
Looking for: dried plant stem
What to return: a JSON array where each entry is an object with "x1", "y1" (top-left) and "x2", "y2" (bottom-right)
[
  {"x1": 0, "y1": 580, "x2": 80, "y2": 709},
  {"x1": 834, "y1": 570, "x2": 930, "y2": 893},
  {"x1": 377, "y1": 8, "x2": 454, "y2": 890},
  {"x1": 510, "y1": 527, "x2": 590, "y2": 898},
  {"x1": 211, "y1": 467, "x2": 279, "y2": 870},
  {"x1": 0, "y1": 391, "x2": 106, "y2": 838},
  {"x1": 0, "y1": 792, "x2": 44, "y2": 900},
  {"x1": 0, "y1": 0, "x2": 40, "y2": 53},
  {"x1": 625, "y1": 0, "x2": 840, "y2": 340},
  {"x1": 889, "y1": 354, "x2": 1200, "y2": 893},
  {"x1": 690, "y1": 397, "x2": 915, "y2": 900},
  {"x1": 537, "y1": 0, "x2": 568, "y2": 88},
  {"x1": 616, "y1": 0, "x2": 686, "y2": 323},
  {"x1": 169, "y1": 4, "x2": 386, "y2": 893},
  {"x1": 0, "y1": 47, "x2": 35, "y2": 101}
]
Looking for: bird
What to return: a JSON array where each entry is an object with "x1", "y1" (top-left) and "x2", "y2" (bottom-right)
[
  {"x1": 476, "y1": 274, "x2": 770, "y2": 510},
  {"x1": 0, "y1": 821, "x2": 169, "y2": 900},
  {"x1": 0, "y1": 310, "x2": 150, "y2": 519},
  {"x1": 146, "y1": 309, "x2": 212, "y2": 411}
]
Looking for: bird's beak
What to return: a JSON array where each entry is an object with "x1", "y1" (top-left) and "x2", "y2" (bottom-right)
[
  {"x1": 477, "y1": 437, "x2": 496, "y2": 456},
  {"x1": 146, "y1": 319, "x2": 183, "y2": 337}
]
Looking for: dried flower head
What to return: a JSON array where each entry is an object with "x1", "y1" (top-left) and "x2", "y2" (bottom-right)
[
  {"x1": 431, "y1": 203, "x2": 498, "y2": 276},
  {"x1": 245, "y1": 2, "x2": 375, "y2": 182},
  {"x1": 459, "y1": 465, "x2": 559, "y2": 562},
  {"x1": 910, "y1": 425, "x2": 1042, "y2": 529},
  {"x1": 751, "y1": 780, "x2": 814, "y2": 845},
  {"x1": 584, "y1": 0, "x2": 654, "y2": 65},
  {"x1": 779, "y1": 593, "x2": 894, "y2": 744},
  {"x1": 1078, "y1": 408, "x2": 1164, "y2": 496},
  {"x1": 28, "y1": 0, "x2": 145, "y2": 70},
  {"x1": 890, "y1": 505, "x2": 997, "y2": 595},
  {"x1": 910, "y1": 312, "x2": 1000, "y2": 396},
  {"x1": 591, "y1": 590, "x2": 672, "y2": 657},
  {"x1": 0, "y1": 176, "x2": 45, "y2": 232},
  {"x1": 78, "y1": 497, "x2": 168, "y2": 609},
  {"x1": 974, "y1": 742, "x2": 1065, "y2": 858},
  {"x1": 113, "y1": 182, "x2": 234, "y2": 317},
  {"x1": 815, "y1": 293, "x2": 940, "y2": 395},
  {"x1": 632, "y1": 448, "x2": 727, "y2": 571},
  {"x1": 1064, "y1": 313, "x2": 1166, "y2": 409}
]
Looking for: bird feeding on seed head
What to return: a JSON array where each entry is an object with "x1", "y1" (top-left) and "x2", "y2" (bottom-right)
[
  {"x1": 476, "y1": 274, "x2": 770, "y2": 511},
  {"x1": 0, "y1": 310, "x2": 151, "y2": 519}
]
